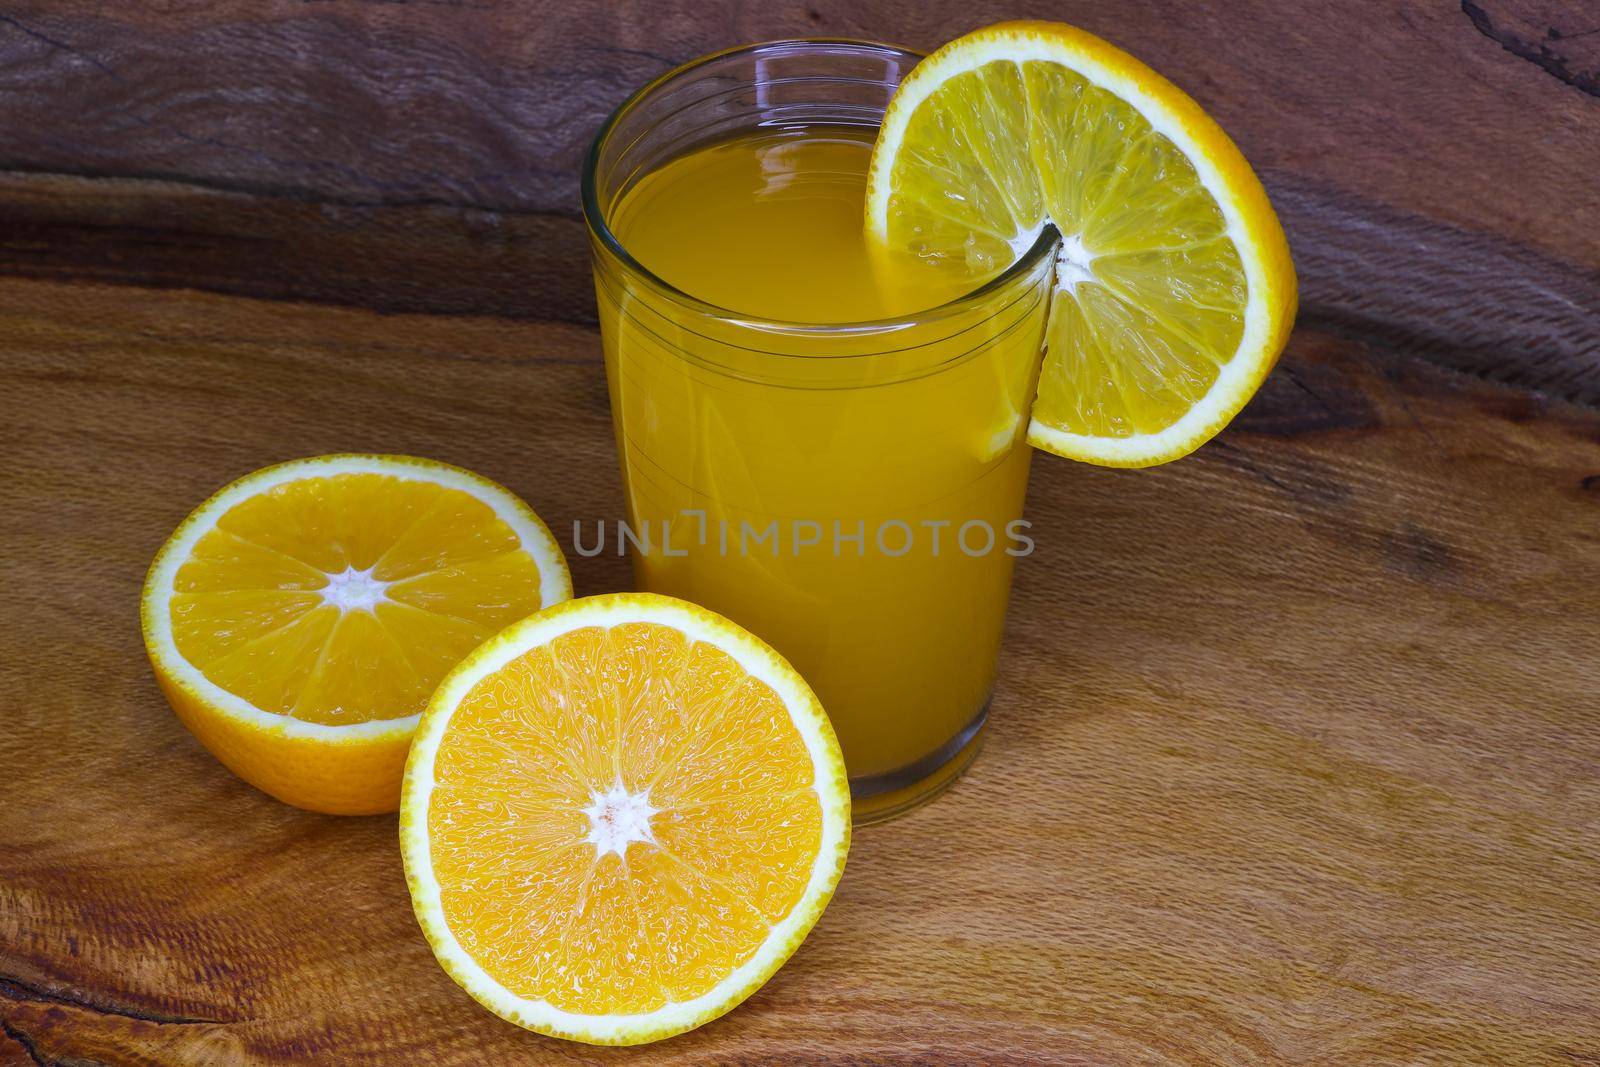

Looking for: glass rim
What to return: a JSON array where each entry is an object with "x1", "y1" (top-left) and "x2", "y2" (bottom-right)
[{"x1": 579, "y1": 37, "x2": 1058, "y2": 338}]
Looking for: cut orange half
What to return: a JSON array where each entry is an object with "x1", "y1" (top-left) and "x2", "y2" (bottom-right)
[
  {"x1": 866, "y1": 20, "x2": 1296, "y2": 467},
  {"x1": 140, "y1": 454, "x2": 571, "y2": 815},
  {"x1": 399, "y1": 593, "x2": 850, "y2": 1045}
]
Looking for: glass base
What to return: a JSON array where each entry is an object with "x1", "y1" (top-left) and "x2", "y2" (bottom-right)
[{"x1": 847, "y1": 700, "x2": 988, "y2": 824}]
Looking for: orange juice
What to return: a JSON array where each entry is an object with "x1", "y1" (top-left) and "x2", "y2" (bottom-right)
[
  {"x1": 585, "y1": 43, "x2": 1053, "y2": 820},
  {"x1": 611, "y1": 131, "x2": 975, "y2": 322}
]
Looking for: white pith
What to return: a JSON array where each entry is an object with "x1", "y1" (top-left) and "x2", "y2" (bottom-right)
[
  {"x1": 1006, "y1": 219, "x2": 1046, "y2": 259},
  {"x1": 142, "y1": 454, "x2": 573, "y2": 743},
  {"x1": 319, "y1": 565, "x2": 390, "y2": 613},
  {"x1": 865, "y1": 28, "x2": 1277, "y2": 464},
  {"x1": 400, "y1": 594, "x2": 851, "y2": 1045},
  {"x1": 582, "y1": 781, "x2": 660, "y2": 859},
  {"x1": 1055, "y1": 234, "x2": 1096, "y2": 296}
]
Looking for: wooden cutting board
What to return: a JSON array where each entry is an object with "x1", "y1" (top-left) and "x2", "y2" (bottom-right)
[{"x1": 2, "y1": 2, "x2": 1597, "y2": 1064}]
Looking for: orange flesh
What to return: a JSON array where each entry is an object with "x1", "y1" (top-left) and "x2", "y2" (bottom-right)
[
  {"x1": 426, "y1": 622, "x2": 823, "y2": 1015},
  {"x1": 169, "y1": 473, "x2": 545, "y2": 725}
]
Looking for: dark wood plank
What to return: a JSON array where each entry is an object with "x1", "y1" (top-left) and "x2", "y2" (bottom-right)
[
  {"x1": 0, "y1": 172, "x2": 591, "y2": 322},
  {"x1": 0, "y1": 1, "x2": 1593, "y2": 253},
  {"x1": 0, "y1": 3, "x2": 1595, "y2": 392}
]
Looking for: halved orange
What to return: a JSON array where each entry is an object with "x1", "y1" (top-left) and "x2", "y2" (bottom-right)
[
  {"x1": 140, "y1": 454, "x2": 571, "y2": 815},
  {"x1": 399, "y1": 592, "x2": 850, "y2": 1045}
]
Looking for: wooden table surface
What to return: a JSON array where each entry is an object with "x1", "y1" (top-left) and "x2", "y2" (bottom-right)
[{"x1": 3, "y1": 2, "x2": 1598, "y2": 1064}]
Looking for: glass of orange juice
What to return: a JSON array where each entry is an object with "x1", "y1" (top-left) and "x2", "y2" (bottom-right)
[{"x1": 583, "y1": 40, "x2": 1054, "y2": 822}]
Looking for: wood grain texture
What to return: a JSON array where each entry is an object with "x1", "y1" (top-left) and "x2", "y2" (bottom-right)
[
  {"x1": 4, "y1": 285, "x2": 1600, "y2": 1064},
  {"x1": 1, "y1": 0, "x2": 1598, "y2": 1064},
  {"x1": 0, "y1": 2, "x2": 1596, "y2": 393}
]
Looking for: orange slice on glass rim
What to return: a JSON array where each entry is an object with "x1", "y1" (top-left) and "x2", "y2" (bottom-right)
[{"x1": 866, "y1": 20, "x2": 1296, "y2": 466}]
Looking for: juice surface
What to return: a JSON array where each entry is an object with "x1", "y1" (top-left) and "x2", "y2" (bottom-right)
[
  {"x1": 609, "y1": 127, "x2": 974, "y2": 322},
  {"x1": 597, "y1": 127, "x2": 1049, "y2": 804}
]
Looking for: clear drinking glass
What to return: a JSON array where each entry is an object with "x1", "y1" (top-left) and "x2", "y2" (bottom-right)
[{"x1": 583, "y1": 40, "x2": 1054, "y2": 822}]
